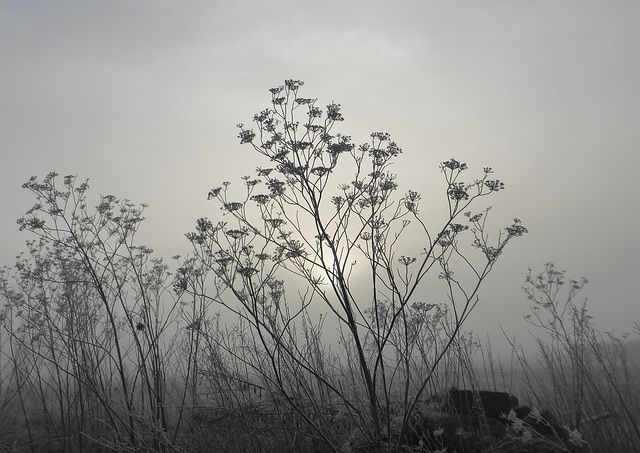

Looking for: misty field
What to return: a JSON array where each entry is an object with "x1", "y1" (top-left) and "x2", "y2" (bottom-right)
[{"x1": 1, "y1": 80, "x2": 638, "y2": 452}]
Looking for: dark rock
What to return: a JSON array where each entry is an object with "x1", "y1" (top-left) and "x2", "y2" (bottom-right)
[
  {"x1": 403, "y1": 389, "x2": 583, "y2": 453},
  {"x1": 446, "y1": 388, "x2": 515, "y2": 417},
  {"x1": 478, "y1": 390, "x2": 514, "y2": 418},
  {"x1": 447, "y1": 388, "x2": 476, "y2": 415},
  {"x1": 513, "y1": 405, "x2": 532, "y2": 420}
]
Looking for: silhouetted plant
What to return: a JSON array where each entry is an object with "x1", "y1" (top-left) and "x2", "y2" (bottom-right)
[
  {"x1": 179, "y1": 79, "x2": 527, "y2": 452},
  {"x1": 504, "y1": 263, "x2": 640, "y2": 452},
  {"x1": 0, "y1": 172, "x2": 190, "y2": 452}
]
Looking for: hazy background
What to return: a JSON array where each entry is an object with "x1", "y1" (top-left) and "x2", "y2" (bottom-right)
[{"x1": 2, "y1": 1, "x2": 639, "y2": 351}]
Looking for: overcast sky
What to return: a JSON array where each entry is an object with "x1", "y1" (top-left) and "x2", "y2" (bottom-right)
[{"x1": 2, "y1": 1, "x2": 639, "y2": 349}]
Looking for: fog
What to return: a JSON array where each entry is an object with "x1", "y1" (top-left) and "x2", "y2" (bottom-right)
[{"x1": 2, "y1": 1, "x2": 639, "y2": 353}]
